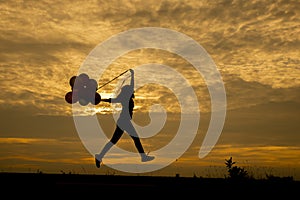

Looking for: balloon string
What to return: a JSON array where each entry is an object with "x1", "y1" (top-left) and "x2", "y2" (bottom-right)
[{"x1": 97, "y1": 69, "x2": 129, "y2": 90}]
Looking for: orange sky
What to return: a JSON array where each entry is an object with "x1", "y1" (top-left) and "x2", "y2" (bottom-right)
[{"x1": 0, "y1": 0, "x2": 300, "y2": 179}]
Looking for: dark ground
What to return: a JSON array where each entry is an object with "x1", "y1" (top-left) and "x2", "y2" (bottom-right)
[{"x1": 1, "y1": 172, "x2": 299, "y2": 198}]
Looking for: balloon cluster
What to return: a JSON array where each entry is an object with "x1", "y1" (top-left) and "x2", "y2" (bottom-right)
[{"x1": 65, "y1": 73, "x2": 101, "y2": 106}]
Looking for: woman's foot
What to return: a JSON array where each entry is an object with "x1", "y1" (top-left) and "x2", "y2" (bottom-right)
[
  {"x1": 95, "y1": 154, "x2": 102, "y2": 168},
  {"x1": 141, "y1": 153, "x2": 155, "y2": 162}
]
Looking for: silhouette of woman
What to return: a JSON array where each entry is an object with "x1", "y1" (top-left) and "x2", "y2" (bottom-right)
[{"x1": 95, "y1": 69, "x2": 155, "y2": 168}]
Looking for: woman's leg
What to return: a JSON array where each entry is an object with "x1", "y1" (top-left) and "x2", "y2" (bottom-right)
[
  {"x1": 131, "y1": 136, "x2": 145, "y2": 154},
  {"x1": 123, "y1": 122, "x2": 155, "y2": 162},
  {"x1": 110, "y1": 125, "x2": 124, "y2": 144},
  {"x1": 95, "y1": 125, "x2": 124, "y2": 168}
]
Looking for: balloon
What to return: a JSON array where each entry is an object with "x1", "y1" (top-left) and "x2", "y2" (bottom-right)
[
  {"x1": 78, "y1": 73, "x2": 89, "y2": 81},
  {"x1": 72, "y1": 90, "x2": 79, "y2": 103},
  {"x1": 69, "y1": 76, "x2": 77, "y2": 89},
  {"x1": 79, "y1": 98, "x2": 89, "y2": 106},
  {"x1": 78, "y1": 88, "x2": 92, "y2": 101},
  {"x1": 65, "y1": 91, "x2": 78, "y2": 104},
  {"x1": 78, "y1": 73, "x2": 90, "y2": 88},
  {"x1": 66, "y1": 73, "x2": 101, "y2": 106},
  {"x1": 91, "y1": 92, "x2": 101, "y2": 105},
  {"x1": 88, "y1": 78, "x2": 98, "y2": 91},
  {"x1": 73, "y1": 73, "x2": 89, "y2": 90}
]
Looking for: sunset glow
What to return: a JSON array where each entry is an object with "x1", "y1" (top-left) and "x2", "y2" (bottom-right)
[{"x1": 1, "y1": 0, "x2": 299, "y2": 180}]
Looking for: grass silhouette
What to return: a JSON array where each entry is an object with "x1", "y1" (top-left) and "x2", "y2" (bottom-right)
[
  {"x1": 1, "y1": 157, "x2": 298, "y2": 197},
  {"x1": 225, "y1": 156, "x2": 249, "y2": 180}
]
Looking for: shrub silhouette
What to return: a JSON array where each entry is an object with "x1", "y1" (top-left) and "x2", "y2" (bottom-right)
[{"x1": 225, "y1": 157, "x2": 249, "y2": 180}]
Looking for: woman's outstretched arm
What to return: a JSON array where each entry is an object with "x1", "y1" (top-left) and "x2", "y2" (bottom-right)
[
  {"x1": 101, "y1": 69, "x2": 134, "y2": 104},
  {"x1": 129, "y1": 68, "x2": 134, "y2": 89},
  {"x1": 101, "y1": 98, "x2": 112, "y2": 103}
]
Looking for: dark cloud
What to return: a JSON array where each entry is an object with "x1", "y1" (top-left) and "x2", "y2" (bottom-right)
[
  {"x1": 218, "y1": 100, "x2": 300, "y2": 146},
  {"x1": 224, "y1": 75, "x2": 300, "y2": 110}
]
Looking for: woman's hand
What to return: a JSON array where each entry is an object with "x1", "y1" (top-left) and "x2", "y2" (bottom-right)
[{"x1": 129, "y1": 69, "x2": 134, "y2": 75}]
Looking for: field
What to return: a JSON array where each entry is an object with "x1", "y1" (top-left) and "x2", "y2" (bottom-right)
[{"x1": 1, "y1": 172, "x2": 299, "y2": 198}]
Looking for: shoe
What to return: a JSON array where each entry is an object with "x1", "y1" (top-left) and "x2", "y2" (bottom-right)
[
  {"x1": 95, "y1": 154, "x2": 102, "y2": 168},
  {"x1": 141, "y1": 154, "x2": 155, "y2": 162}
]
